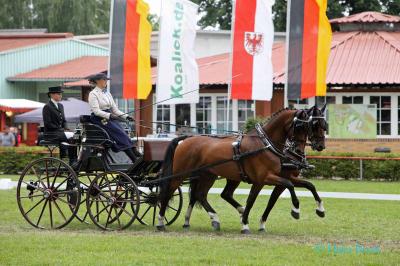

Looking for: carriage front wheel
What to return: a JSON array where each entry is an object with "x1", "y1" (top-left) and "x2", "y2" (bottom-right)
[
  {"x1": 86, "y1": 171, "x2": 140, "y2": 230},
  {"x1": 136, "y1": 186, "x2": 183, "y2": 226},
  {"x1": 16, "y1": 157, "x2": 81, "y2": 229}
]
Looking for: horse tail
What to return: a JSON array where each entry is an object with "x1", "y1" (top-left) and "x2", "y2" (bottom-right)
[{"x1": 160, "y1": 135, "x2": 189, "y2": 194}]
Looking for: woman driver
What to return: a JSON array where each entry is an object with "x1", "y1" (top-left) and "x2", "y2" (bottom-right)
[{"x1": 87, "y1": 73, "x2": 140, "y2": 163}]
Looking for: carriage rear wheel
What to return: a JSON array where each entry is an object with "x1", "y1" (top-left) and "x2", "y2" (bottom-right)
[
  {"x1": 136, "y1": 186, "x2": 183, "y2": 226},
  {"x1": 16, "y1": 157, "x2": 80, "y2": 229},
  {"x1": 73, "y1": 172, "x2": 100, "y2": 224},
  {"x1": 86, "y1": 171, "x2": 140, "y2": 230}
]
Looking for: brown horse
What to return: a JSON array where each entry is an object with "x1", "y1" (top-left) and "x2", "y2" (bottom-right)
[
  {"x1": 157, "y1": 106, "x2": 326, "y2": 233},
  {"x1": 183, "y1": 105, "x2": 327, "y2": 233}
]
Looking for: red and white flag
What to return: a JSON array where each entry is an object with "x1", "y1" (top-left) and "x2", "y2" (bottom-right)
[{"x1": 231, "y1": 0, "x2": 274, "y2": 101}]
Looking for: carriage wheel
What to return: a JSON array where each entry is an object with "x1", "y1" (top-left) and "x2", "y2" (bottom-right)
[
  {"x1": 86, "y1": 171, "x2": 140, "y2": 230},
  {"x1": 73, "y1": 172, "x2": 99, "y2": 224},
  {"x1": 16, "y1": 157, "x2": 80, "y2": 229},
  {"x1": 136, "y1": 186, "x2": 183, "y2": 226}
]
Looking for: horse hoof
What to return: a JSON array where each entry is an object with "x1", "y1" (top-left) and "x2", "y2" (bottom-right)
[
  {"x1": 316, "y1": 209, "x2": 325, "y2": 218},
  {"x1": 211, "y1": 221, "x2": 220, "y2": 231},
  {"x1": 156, "y1": 225, "x2": 166, "y2": 231},
  {"x1": 258, "y1": 228, "x2": 266, "y2": 233},
  {"x1": 182, "y1": 224, "x2": 190, "y2": 230},
  {"x1": 241, "y1": 229, "x2": 251, "y2": 234},
  {"x1": 291, "y1": 210, "x2": 300, "y2": 220}
]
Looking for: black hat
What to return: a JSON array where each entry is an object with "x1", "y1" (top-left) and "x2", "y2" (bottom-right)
[
  {"x1": 87, "y1": 73, "x2": 111, "y2": 83},
  {"x1": 47, "y1": 86, "x2": 64, "y2": 97}
]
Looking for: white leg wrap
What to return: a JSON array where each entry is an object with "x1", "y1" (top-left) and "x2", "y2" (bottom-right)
[
  {"x1": 316, "y1": 201, "x2": 325, "y2": 212},
  {"x1": 292, "y1": 205, "x2": 300, "y2": 214},
  {"x1": 208, "y1": 212, "x2": 220, "y2": 223},
  {"x1": 237, "y1": 206, "x2": 245, "y2": 214},
  {"x1": 242, "y1": 224, "x2": 250, "y2": 231},
  {"x1": 259, "y1": 219, "x2": 266, "y2": 230},
  {"x1": 157, "y1": 215, "x2": 165, "y2": 227},
  {"x1": 184, "y1": 206, "x2": 193, "y2": 226}
]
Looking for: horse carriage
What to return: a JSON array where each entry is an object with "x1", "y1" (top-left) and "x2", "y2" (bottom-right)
[
  {"x1": 16, "y1": 115, "x2": 183, "y2": 230},
  {"x1": 17, "y1": 106, "x2": 328, "y2": 233}
]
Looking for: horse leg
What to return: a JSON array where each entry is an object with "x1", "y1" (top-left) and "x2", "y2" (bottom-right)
[
  {"x1": 240, "y1": 184, "x2": 263, "y2": 234},
  {"x1": 259, "y1": 185, "x2": 286, "y2": 232},
  {"x1": 288, "y1": 176, "x2": 325, "y2": 218},
  {"x1": 195, "y1": 174, "x2": 220, "y2": 231},
  {"x1": 220, "y1": 179, "x2": 244, "y2": 215},
  {"x1": 264, "y1": 175, "x2": 300, "y2": 220},
  {"x1": 183, "y1": 192, "x2": 197, "y2": 229},
  {"x1": 157, "y1": 178, "x2": 183, "y2": 231}
]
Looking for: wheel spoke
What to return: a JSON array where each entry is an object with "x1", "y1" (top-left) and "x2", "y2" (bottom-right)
[
  {"x1": 57, "y1": 197, "x2": 77, "y2": 210},
  {"x1": 167, "y1": 205, "x2": 178, "y2": 212},
  {"x1": 19, "y1": 194, "x2": 43, "y2": 199},
  {"x1": 51, "y1": 162, "x2": 62, "y2": 188},
  {"x1": 54, "y1": 190, "x2": 76, "y2": 195},
  {"x1": 152, "y1": 205, "x2": 157, "y2": 226},
  {"x1": 92, "y1": 204, "x2": 109, "y2": 220},
  {"x1": 25, "y1": 197, "x2": 45, "y2": 215},
  {"x1": 54, "y1": 178, "x2": 69, "y2": 191},
  {"x1": 53, "y1": 199, "x2": 67, "y2": 222},
  {"x1": 49, "y1": 200, "x2": 53, "y2": 228},
  {"x1": 113, "y1": 207, "x2": 122, "y2": 228},
  {"x1": 36, "y1": 199, "x2": 48, "y2": 226},
  {"x1": 114, "y1": 203, "x2": 133, "y2": 218},
  {"x1": 105, "y1": 206, "x2": 113, "y2": 228},
  {"x1": 45, "y1": 160, "x2": 50, "y2": 187},
  {"x1": 139, "y1": 205, "x2": 152, "y2": 220}
]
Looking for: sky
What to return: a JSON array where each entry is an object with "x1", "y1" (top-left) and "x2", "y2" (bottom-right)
[{"x1": 145, "y1": 0, "x2": 161, "y2": 15}]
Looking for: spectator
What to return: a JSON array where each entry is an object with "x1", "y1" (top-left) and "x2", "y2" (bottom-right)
[
  {"x1": 9, "y1": 127, "x2": 19, "y2": 146},
  {"x1": 1, "y1": 126, "x2": 16, "y2": 146}
]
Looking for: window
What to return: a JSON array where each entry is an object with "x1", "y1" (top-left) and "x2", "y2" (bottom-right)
[
  {"x1": 127, "y1": 100, "x2": 134, "y2": 113},
  {"x1": 370, "y1": 96, "x2": 391, "y2": 135},
  {"x1": 316, "y1": 96, "x2": 335, "y2": 135},
  {"x1": 156, "y1": 104, "x2": 170, "y2": 133},
  {"x1": 216, "y1": 96, "x2": 232, "y2": 133},
  {"x1": 343, "y1": 96, "x2": 363, "y2": 104},
  {"x1": 288, "y1": 98, "x2": 309, "y2": 108},
  {"x1": 196, "y1": 96, "x2": 212, "y2": 134},
  {"x1": 238, "y1": 100, "x2": 255, "y2": 131}
]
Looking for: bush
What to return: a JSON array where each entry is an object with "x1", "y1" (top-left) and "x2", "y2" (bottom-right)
[
  {"x1": 0, "y1": 147, "x2": 50, "y2": 174},
  {"x1": 242, "y1": 116, "x2": 268, "y2": 133},
  {"x1": 302, "y1": 152, "x2": 400, "y2": 181}
]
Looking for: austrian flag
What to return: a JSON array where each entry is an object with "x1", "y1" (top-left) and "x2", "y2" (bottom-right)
[{"x1": 231, "y1": 0, "x2": 275, "y2": 101}]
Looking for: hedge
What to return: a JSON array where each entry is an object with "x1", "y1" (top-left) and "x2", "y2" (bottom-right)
[{"x1": 0, "y1": 147, "x2": 51, "y2": 174}]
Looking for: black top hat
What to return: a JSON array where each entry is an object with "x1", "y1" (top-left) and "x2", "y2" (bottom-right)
[
  {"x1": 47, "y1": 86, "x2": 64, "y2": 96},
  {"x1": 87, "y1": 73, "x2": 111, "y2": 83}
]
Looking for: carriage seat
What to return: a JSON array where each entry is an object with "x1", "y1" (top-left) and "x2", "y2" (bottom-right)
[
  {"x1": 37, "y1": 127, "x2": 62, "y2": 146},
  {"x1": 79, "y1": 116, "x2": 114, "y2": 148}
]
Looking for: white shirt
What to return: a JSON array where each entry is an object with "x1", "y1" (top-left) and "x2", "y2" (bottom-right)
[
  {"x1": 88, "y1": 87, "x2": 127, "y2": 120},
  {"x1": 51, "y1": 99, "x2": 59, "y2": 109}
]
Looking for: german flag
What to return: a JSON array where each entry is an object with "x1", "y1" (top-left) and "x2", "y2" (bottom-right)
[
  {"x1": 109, "y1": 0, "x2": 152, "y2": 99},
  {"x1": 287, "y1": 0, "x2": 332, "y2": 100}
]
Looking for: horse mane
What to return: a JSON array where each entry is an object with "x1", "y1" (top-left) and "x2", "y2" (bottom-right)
[{"x1": 265, "y1": 107, "x2": 297, "y2": 124}]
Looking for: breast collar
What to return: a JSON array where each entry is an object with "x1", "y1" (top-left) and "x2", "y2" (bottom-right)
[{"x1": 254, "y1": 123, "x2": 309, "y2": 169}]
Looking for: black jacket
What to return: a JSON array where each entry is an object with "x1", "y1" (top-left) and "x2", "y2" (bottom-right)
[{"x1": 42, "y1": 101, "x2": 67, "y2": 140}]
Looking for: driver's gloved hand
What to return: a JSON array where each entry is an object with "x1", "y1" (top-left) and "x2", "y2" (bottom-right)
[
  {"x1": 110, "y1": 114, "x2": 126, "y2": 122},
  {"x1": 126, "y1": 116, "x2": 134, "y2": 122}
]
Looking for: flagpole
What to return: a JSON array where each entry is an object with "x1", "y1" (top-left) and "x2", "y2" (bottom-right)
[
  {"x1": 107, "y1": 0, "x2": 115, "y2": 92},
  {"x1": 227, "y1": 0, "x2": 237, "y2": 134},
  {"x1": 284, "y1": 0, "x2": 291, "y2": 108},
  {"x1": 155, "y1": 0, "x2": 164, "y2": 133}
]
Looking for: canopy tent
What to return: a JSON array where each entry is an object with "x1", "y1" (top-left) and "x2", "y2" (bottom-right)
[
  {"x1": 0, "y1": 99, "x2": 44, "y2": 112},
  {"x1": 15, "y1": 98, "x2": 91, "y2": 123}
]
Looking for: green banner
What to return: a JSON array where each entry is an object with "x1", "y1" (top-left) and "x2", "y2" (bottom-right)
[{"x1": 328, "y1": 104, "x2": 377, "y2": 139}]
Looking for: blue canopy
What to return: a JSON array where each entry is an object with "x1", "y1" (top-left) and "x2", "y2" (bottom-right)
[{"x1": 15, "y1": 98, "x2": 91, "y2": 123}]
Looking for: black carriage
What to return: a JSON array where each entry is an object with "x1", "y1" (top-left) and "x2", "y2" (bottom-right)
[{"x1": 16, "y1": 116, "x2": 183, "y2": 230}]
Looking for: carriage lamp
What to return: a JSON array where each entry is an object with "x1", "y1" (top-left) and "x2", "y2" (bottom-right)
[{"x1": 5, "y1": 111, "x2": 13, "y2": 117}]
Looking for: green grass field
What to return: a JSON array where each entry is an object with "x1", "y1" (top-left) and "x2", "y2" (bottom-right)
[{"x1": 0, "y1": 177, "x2": 399, "y2": 266}]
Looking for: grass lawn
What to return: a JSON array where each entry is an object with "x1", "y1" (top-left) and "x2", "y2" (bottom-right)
[{"x1": 0, "y1": 182, "x2": 399, "y2": 265}]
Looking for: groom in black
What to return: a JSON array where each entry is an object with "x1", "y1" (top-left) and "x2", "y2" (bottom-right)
[{"x1": 42, "y1": 86, "x2": 77, "y2": 165}]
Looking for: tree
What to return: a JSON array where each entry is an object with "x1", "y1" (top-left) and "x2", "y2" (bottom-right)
[
  {"x1": 344, "y1": 0, "x2": 381, "y2": 14},
  {"x1": 0, "y1": 0, "x2": 31, "y2": 29},
  {"x1": 191, "y1": 0, "x2": 232, "y2": 30}
]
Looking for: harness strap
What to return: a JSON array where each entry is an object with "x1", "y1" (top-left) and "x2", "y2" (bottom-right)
[{"x1": 232, "y1": 134, "x2": 251, "y2": 183}]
